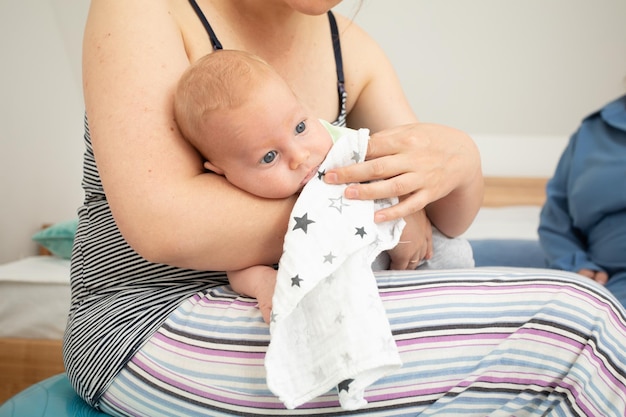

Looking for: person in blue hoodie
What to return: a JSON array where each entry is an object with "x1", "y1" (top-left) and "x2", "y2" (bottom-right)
[{"x1": 539, "y1": 94, "x2": 626, "y2": 306}]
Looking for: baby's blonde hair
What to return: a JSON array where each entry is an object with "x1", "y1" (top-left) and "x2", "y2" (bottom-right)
[{"x1": 174, "y1": 49, "x2": 276, "y2": 151}]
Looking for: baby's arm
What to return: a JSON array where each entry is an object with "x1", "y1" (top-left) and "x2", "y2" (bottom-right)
[{"x1": 228, "y1": 266, "x2": 277, "y2": 324}]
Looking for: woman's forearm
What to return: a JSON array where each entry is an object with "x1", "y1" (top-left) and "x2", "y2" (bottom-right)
[
  {"x1": 426, "y1": 129, "x2": 483, "y2": 237},
  {"x1": 128, "y1": 174, "x2": 297, "y2": 271},
  {"x1": 426, "y1": 165, "x2": 483, "y2": 238},
  {"x1": 83, "y1": 1, "x2": 297, "y2": 272}
]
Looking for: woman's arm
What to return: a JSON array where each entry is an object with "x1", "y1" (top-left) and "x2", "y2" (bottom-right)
[
  {"x1": 83, "y1": 0, "x2": 295, "y2": 271},
  {"x1": 329, "y1": 15, "x2": 483, "y2": 237}
]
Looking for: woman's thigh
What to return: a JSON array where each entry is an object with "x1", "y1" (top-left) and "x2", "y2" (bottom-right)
[{"x1": 100, "y1": 268, "x2": 626, "y2": 417}]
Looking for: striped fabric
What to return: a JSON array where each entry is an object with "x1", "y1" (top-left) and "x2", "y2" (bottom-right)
[
  {"x1": 65, "y1": 107, "x2": 349, "y2": 407},
  {"x1": 97, "y1": 269, "x2": 626, "y2": 416},
  {"x1": 63, "y1": 116, "x2": 232, "y2": 405},
  {"x1": 67, "y1": 116, "x2": 626, "y2": 416}
]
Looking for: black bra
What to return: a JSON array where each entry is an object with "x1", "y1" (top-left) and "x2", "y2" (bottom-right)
[{"x1": 187, "y1": 0, "x2": 347, "y2": 126}]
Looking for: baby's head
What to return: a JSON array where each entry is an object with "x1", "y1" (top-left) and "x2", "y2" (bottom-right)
[
  {"x1": 174, "y1": 50, "x2": 332, "y2": 199},
  {"x1": 174, "y1": 50, "x2": 275, "y2": 153}
]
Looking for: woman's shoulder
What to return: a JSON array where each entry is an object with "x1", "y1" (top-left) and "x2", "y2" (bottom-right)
[
  {"x1": 581, "y1": 95, "x2": 626, "y2": 132},
  {"x1": 599, "y1": 95, "x2": 626, "y2": 132}
]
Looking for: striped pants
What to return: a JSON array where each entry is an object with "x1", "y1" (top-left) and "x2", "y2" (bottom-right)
[{"x1": 100, "y1": 268, "x2": 626, "y2": 416}]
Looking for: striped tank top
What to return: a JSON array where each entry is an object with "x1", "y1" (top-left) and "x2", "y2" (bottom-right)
[{"x1": 63, "y1": 5, "x2": 349, "y2": 407}]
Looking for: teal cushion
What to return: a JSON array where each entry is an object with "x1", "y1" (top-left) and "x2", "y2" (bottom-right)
[
  {"x1": 0, "y1": 374, "x2": 107, "y2": 417},
  {"x1": 32, "y1": 219, "x2": 78, "y2": 260}
]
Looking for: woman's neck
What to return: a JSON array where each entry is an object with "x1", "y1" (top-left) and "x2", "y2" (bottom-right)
[
  {"x1": 182, "y1": 0, "x2": 340, "y2": 121},
  {"x1": 211, "y1": 0, "x2": 312, "y2": 41},
  {"x1": 212, "y1": 1, "x2": 324, "y2": 66}
]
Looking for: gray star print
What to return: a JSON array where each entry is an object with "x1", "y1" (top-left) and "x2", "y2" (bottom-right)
[
  {"x1": 338, "y1": 379, "x2": 354, "y2": 393},
  {"x1": 324, "y1": 252, "x2": 337, "y2": 264},
  {"x1": 291, "y1": 275, "x2": 303, "y2": 287},
  {"x1": 328, "y1": 196, "x2": 349, "y2": 213},
  {"x1": 293, "y1": 213, "x2": 315, "y2": 233}
]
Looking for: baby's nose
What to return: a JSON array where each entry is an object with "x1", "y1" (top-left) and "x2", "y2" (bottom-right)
[{"x1": 289, "y1": 148, "x2": 310, "y2": 170}]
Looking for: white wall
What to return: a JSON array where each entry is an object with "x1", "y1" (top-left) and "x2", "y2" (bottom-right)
[
  {"x1": 1, "y1": 0, "x2": 625, "y2": 263},
  {"x1": 335, "y1": 0, "x2": 626, "y2": 175},
  {"x1": 1, "y1": 1, "x2": 88, "y2": 263}
]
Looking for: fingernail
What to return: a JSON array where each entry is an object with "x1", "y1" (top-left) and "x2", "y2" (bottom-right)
[
  {"x1": 345, "y1": 187, "x2": 358, "y2": 199},
  {"x1": 374, "y1": 212, "x2": 386, "y2": 223},
  {"x1": 324, "y1": 172, "x2": 338, "y2": 183}
]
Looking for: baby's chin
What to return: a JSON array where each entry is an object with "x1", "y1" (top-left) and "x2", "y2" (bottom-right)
[
  {"x1": 256, "y1": 187, "x2": 301, "y2": 199},
  {"x1": 255, "y1": 174, "x2": 316, "y2": 198}
]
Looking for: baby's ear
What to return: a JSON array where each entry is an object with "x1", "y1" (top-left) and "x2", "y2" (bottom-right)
[{"x1": 203, "y1": 160, "x2": 224, "y2": 175}]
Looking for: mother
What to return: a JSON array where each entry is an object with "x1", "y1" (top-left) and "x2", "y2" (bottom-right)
[{"x1": 65, "y1": 0, "x2": 626, "y2": 415}]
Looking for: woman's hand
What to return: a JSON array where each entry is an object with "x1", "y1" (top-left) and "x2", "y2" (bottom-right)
[
  {"x1": 578, "y1": 268, "x2": 609, "y2": 285},
  {"x1": 324, "y1": 122, "x2": 483, "y2": 237},
  {"x1": 387, "y1": 209, "x2": 433, "y2": 270}
]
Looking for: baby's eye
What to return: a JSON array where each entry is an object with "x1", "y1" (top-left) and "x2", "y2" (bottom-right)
[
  {"x1": 261, "y1": 150, "x2": 278, "y2": 164},
  {"x1": 295, "y1": 121, "x2": 306, "y2": 134}
]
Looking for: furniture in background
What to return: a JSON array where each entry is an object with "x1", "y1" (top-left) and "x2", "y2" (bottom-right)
[
  {"x1": 0, "y1": 176, "x2": 549, "y2": 413},
  {"x1": 466, "y1": 176, "x2": 547, "y2": 268}
]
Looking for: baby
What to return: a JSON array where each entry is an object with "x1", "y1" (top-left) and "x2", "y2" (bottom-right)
[{"x1": 174, "y1": 50, "x2": 473, "y2": 322}]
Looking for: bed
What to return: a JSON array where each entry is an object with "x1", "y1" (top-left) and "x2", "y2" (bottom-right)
[
  {"x1": 464, "y1": 176, "x2": 545, "y2": 237},
  {"x1": 0, "y1": 176, "x2": 548, "y2": 405},
  {"x1": 0, "y1": 250, "x2": 70, "y2": 403}
]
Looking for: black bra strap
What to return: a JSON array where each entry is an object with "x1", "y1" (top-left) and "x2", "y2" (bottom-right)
[
  {"x1": 327, "y1": 11, "x2": 345, "y2": 87},
  {"x1": 327, "y1": 11, "x2": 347, "y2": 126},
  {"x1": 188, "y1": 0, "x2": 223, "y2": 50}
]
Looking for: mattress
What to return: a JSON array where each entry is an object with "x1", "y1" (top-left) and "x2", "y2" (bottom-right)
[{"x1": 0, "y1": 256, "x2": 70, "y2": 339}]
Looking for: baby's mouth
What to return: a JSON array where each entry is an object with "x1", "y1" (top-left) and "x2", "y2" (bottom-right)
[{"x1": 301, "y1": 165, "x2": 320, "y2": 186}]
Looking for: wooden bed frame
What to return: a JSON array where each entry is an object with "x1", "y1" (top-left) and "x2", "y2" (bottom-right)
[
  {"x1": 482, "y1": 176, "x2": 547, "y2": 207},
  {"x1": 0, "y1": 176, "x2": 548, "y2": 404},
  {"x1": 0, "y1": 338, "x2": 64, "y2": 403}
]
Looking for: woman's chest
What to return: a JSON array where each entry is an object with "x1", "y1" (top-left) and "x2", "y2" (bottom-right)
[{"x1": 173, "y1": 2, "x2": 348, "y2": 122}]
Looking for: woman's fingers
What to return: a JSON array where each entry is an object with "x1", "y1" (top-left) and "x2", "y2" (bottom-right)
[
  {"x1": 344, "y1": 168, "x2": 420, "y2": 199},
  {"x1": 373, "y1": 190, "x2": 432, "y2": 223},
  {"x1": 578, "y1": 269, "x2": 609, "y2": 285},
  {"x1": 326, "y1": 153, "x2": 406, "y2": 185},
  {"x1": 594, "y1": 271, "x2": 609, "y2": 285},
  {"x1": 323, "y1": 122, "x2": 480, "y2": 225},
  {"x1": 325, "y1": 125, "x2": 422, "y2": 184}
]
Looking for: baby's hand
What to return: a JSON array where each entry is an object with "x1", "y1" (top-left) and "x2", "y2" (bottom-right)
[
  {"x1": 578, "y1": 268, "x2": 609, "y2": 285},
  {"x1": 388, "y1": 209, "x2": 432, "y2": 270}
]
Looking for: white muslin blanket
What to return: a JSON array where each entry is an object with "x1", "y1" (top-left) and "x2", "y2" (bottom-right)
[{"x1": 265, "y1": 126, "x2": 405, "y2": 410}]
